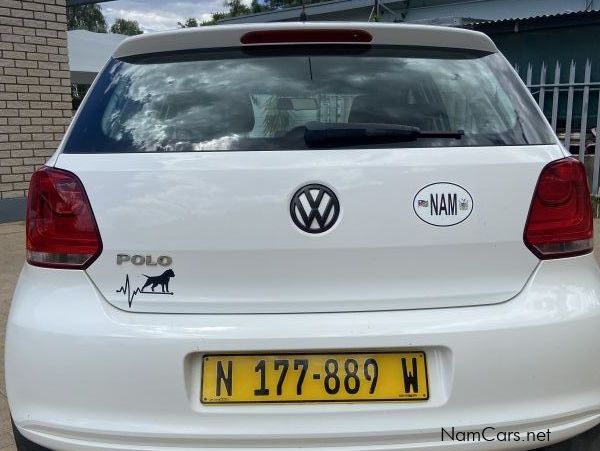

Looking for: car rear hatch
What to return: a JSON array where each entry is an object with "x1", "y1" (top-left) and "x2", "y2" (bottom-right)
[{"x1": 53, "y1": 24, "x2": 562, "y2": 313}]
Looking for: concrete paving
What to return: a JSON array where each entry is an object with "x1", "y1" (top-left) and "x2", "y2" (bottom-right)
[
  {"x1": 0, "y1": 222, "x2": 24, "y2": 451},
  {"x1": 0, "y1": 220, "x2": 599, "y2": 451}
]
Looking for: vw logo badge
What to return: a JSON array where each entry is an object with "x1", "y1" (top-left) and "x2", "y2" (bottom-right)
[{"x1": 290, "y1": 184, "x2": 340, "y2": 234}]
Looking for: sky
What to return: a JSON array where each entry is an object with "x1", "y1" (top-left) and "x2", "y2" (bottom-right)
[{"x1": 102, "y1": 0, "x2": 254, "y2": 32}]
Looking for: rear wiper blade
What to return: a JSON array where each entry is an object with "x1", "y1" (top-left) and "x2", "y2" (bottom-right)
[{"x1": 304, "y1": 122, "x2": 464, "y2": 148}]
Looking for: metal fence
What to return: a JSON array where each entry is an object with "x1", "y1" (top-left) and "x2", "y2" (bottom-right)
[{"x1": 515, "y1": 59, "x2": 600, "y2": 194}]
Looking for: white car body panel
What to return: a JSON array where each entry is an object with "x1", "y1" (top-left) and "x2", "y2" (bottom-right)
[
  {"x1": 56, "y1": 145, "x2": 562, "y2": 314},
  {"x1": 113, "y1": 22, "x2": 498, "y2": 58},
  {"x1": 6, "y1": 255, "x2": 600, "y2": 450}
]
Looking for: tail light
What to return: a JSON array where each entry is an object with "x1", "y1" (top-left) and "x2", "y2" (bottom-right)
[
  {"x1": 26, "y1": 166, "x2": 102, "y2": 269},
  {"x1": 524, "y1": 158, "x2": 593, "y2": 259}
]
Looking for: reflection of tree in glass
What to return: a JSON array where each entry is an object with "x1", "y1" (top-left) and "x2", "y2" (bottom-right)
[{"x1": 263, "y1": 96, "x2": 292, "y2": 137}]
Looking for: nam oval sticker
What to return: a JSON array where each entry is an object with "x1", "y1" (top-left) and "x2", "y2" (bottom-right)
[{"x1": 413, "y1": 183, "x2": 473, "y2": 227}]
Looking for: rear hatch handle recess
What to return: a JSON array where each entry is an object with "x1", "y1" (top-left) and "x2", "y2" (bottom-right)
[{"x1": 304, "y1": 121, "x2": 464, "y2": 148}]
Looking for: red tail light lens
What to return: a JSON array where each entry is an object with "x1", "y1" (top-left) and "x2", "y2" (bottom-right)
[
  {"x1": 524, "y1": 158, "x2": 593, "y2": 259},
  {"x1": 241, "y1": 29, "x2": 373, "y2": 45},
  {"x1": 27, "y1": 166, "x2": 102, "y2": 269}
]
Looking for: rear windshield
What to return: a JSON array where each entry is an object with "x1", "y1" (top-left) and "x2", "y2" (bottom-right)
[{"x1": 64, "y1": 46, "x2": 556, "y2": 153}]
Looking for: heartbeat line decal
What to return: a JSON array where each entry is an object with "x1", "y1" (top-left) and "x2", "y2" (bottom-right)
[
  {"x1": 116, "y1": 275, "x2": 143, "y2": 308},
  {"x1": 116, "y1": 269, "x2": 175, "y2": 308}
]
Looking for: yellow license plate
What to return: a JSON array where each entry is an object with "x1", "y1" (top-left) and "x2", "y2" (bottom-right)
[{"x1": 201, "y1": 352, "x2": 429, "y2": 404}]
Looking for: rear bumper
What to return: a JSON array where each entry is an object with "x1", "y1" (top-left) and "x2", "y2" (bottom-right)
[{"x1": 6, "y1": 254, "x2": 600, "y2": 451}]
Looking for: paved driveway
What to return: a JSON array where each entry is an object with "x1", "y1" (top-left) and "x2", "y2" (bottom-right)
[
  {"x1": 0, "y1": 222, "x2": 24, "y2": 451},
  {"x1": 1, "y1": 221, "x2": 599, "y2": 451}
]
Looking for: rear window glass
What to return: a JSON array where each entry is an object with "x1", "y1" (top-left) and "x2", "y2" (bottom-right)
[{"x1": 64, "y1": 46, "x2": 555, "y2": 153}]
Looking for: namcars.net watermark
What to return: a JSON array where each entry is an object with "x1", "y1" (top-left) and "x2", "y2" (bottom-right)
[{"x1": 442, "y1": 427, "x2": 551, "y2": 444}]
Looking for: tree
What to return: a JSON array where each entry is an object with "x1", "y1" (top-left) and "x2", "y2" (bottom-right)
[
  {"x1": 203, "y1": 0, "x2": 328, "y2": 26},
  {"x1": 251, "y1": 0, "x2": 265, "y2": 13},
  {"x1": 67, "y1": 4, "x2": 107, "y2": 33},
  {"x1": 225, "y1": 0, "x2": 251, "y2": 17},
  {"x1": 110, "y1": 18, "x2": 143, "y2": 36},
  {"x1": 201, "y1": 11, "x2": 228, "y2": 26},
  {"x1": 178, "y1": 17, "x2": 199, "y2": 28}
]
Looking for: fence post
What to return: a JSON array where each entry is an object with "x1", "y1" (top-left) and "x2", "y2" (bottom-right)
[
  {"x1": 593, "y1": 91, "x2": 600, "y2": 195},
  {"x1": 526, "y1": 63, "x2": 532, "y2": 88},
  {"x1": 564, "y1": 60, "x2": 576, "y2": 150},
  {"x1": 551, "y1": 61, "x2": 561, "y2": 132},
  {"x1": 579, "y1": 59, "x2": 591, "y2": 162},
  {"x1": 538, "y1": 62, "x2": 546, "y2": 110}
]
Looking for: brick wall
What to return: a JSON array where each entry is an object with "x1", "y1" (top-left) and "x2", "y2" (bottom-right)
[{"x1": 0, "y1": 0, "x2": 71, "y2": 200}]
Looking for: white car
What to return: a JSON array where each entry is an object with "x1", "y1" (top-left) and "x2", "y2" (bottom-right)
[{"x1": 6, "y1": 22, "x2": 600, "y2": 451}]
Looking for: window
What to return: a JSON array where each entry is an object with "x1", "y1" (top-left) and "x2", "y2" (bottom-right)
[{"x1": 64, "y1": 46, "x2": 555, "y2": 153}]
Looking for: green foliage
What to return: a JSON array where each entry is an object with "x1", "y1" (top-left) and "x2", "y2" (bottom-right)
[
  {"x1": 67, "y1": 4, "x2": 107, "y2": 33},
  {"x1": 198, "y1": 0, "x2": 328, "y2": 25},
  {"x1": 71, "y1": 83, "x2": 90, "y2": 111},
  {"x1": 178, "y1": 17, "x2": 199, "y2": 28},
  {"x1": 251, "y1": 0, "x2": 263, "y2": 13},
  {"x1": 110, "y1": 18, "x2": 143, "y2": 36},
  {"x1": 225, "y1": 0, "x2": 251, "y2": 17},
  {"x1": 201, "y1": 12, "x2": 227, "y2": 26}
]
